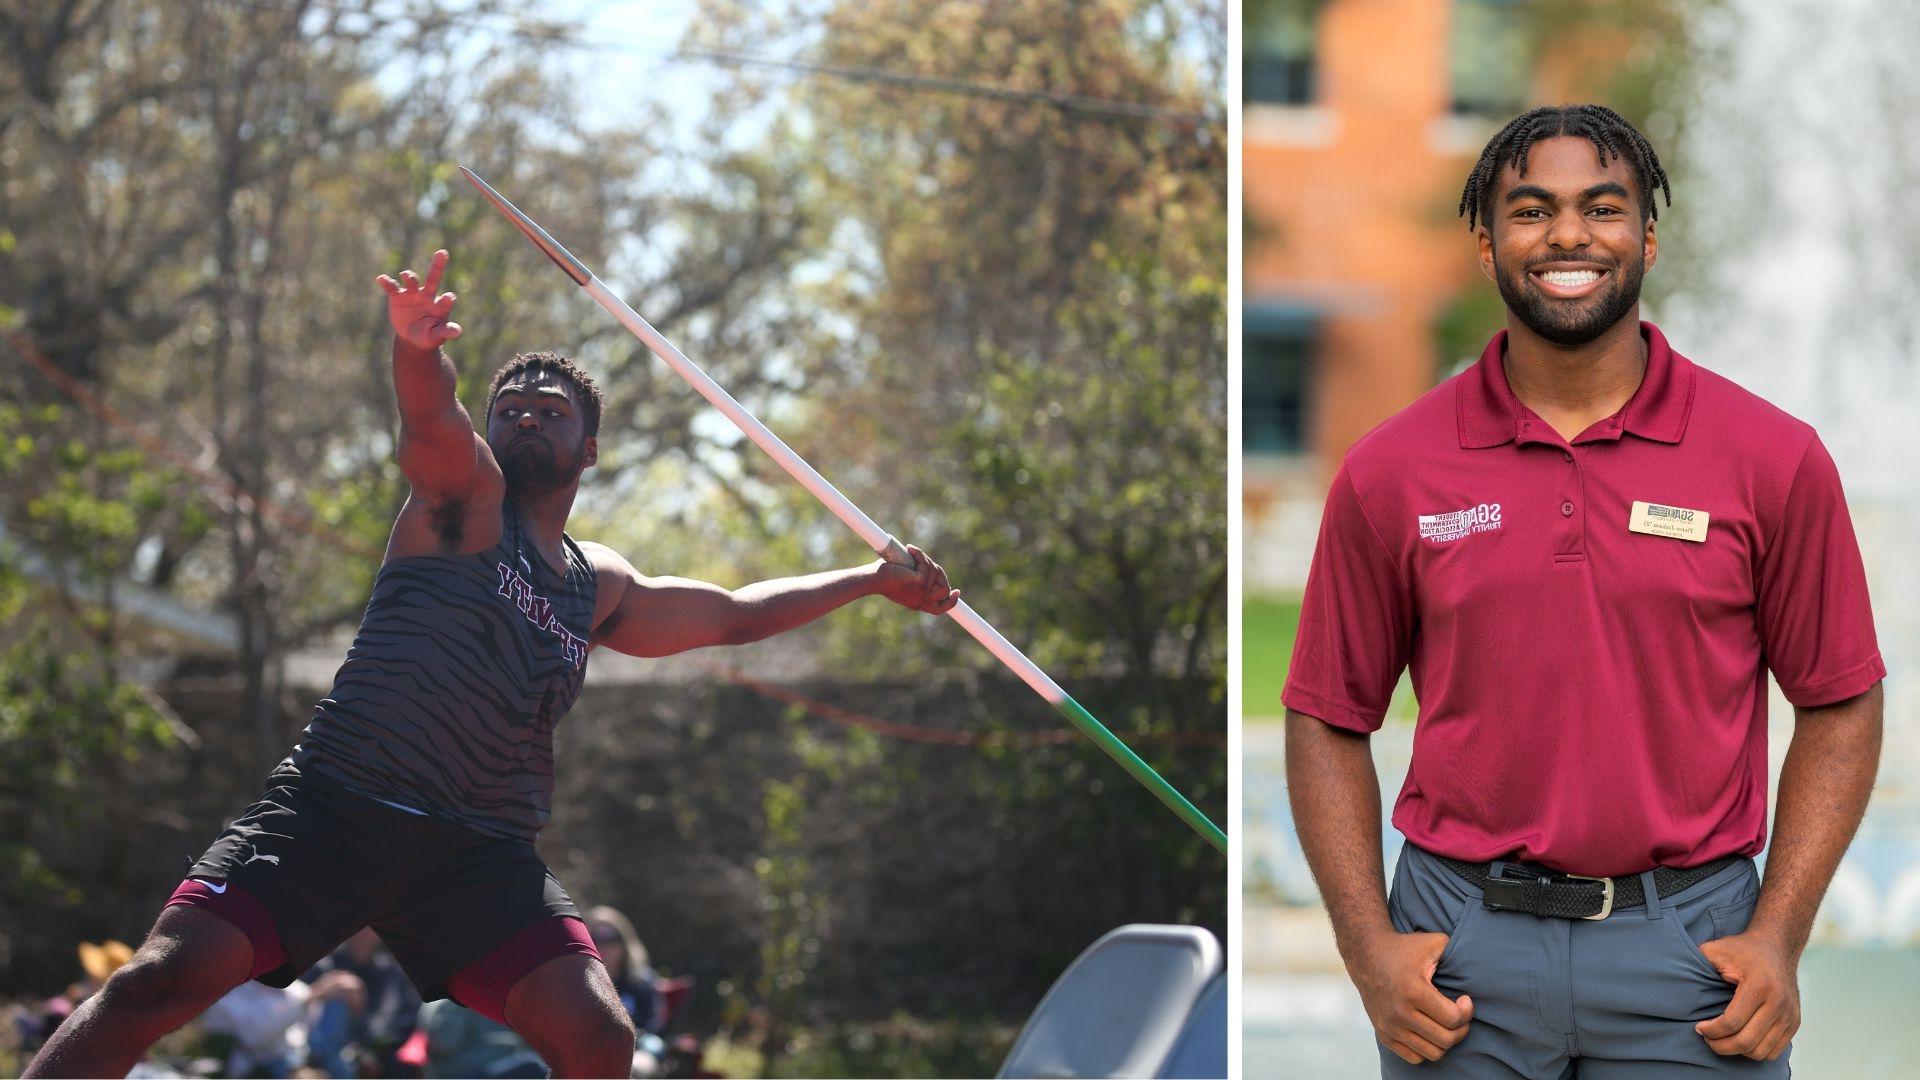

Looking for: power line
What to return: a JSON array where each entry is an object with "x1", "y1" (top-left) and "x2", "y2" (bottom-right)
[
  {"x1": 293, "y1": 0, "x2": 1220, "y2": 128},
  {"x1": 675, "y1": 46, "x2": 1222, "y2": 128}
]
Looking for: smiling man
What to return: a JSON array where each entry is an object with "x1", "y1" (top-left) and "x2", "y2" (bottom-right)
[
  {"x1": 1284, "y1": 105, "x2": 1884, "y2": 1076},
  {"x1": 26, "y1": 249, "x2": 961, "y2": 1078}
]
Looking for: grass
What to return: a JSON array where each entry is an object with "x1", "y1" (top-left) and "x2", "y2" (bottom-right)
[
  {"x1": 1243, "y1": 594, "x2": 1302, "y2": 719},
  {"x1": 1244, "y1": 593, "x2": 1417, "y2": 723},
  {"x1": 705, "y1": 1015, "x2": 1021, "y2": 1079}
]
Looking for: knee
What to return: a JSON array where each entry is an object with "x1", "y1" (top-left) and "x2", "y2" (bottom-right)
[
  {"x1": 599, "y1": 1005, "x2": 638, "y2": 1051},
  {"x1": 98, "y1": 957, "x2": 223, "y2": 1022},
  {"x1": 573, "y1": 1002, "x2": 636, "y2": 1055},
  {"x1": 525, "y1": 1002, "x2": 634, "y2": 1068},
  {"x1": 101, "y1": 959, "x2": 177, "y2": 1011}
]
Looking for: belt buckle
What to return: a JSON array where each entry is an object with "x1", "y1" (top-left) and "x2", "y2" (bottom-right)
[{"x1": 1566, "y1": 873, "x2": 1615, "y2": 920}]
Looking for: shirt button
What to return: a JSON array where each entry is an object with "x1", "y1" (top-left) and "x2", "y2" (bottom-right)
[
  {"x1": 1561, "y1": 500, "x2": 1575, "y2": 517},
  {"x1": 1562, "y1": 451, "x2": 1574, "y2": 462}
]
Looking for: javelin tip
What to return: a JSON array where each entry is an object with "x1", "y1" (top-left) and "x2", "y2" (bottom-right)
[{"x1": 457, "y1": 165, "x2": 593, "y2": 287}]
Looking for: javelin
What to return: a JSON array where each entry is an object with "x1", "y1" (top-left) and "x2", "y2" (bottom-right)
[{"x1": 459, "y1": 166, "x2": 1226, "y2": 855}]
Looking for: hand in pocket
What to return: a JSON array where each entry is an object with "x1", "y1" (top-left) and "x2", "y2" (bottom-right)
[
  {"x1": 1694, "y1": 933, "x2": 1800, "y2": 1061},
  {"x1": 1350, "y1": 930, "x2": 1475, "y2": 1064}
]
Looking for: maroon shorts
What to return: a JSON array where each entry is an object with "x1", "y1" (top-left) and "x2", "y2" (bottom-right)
[{"x1": 167, "y1": 772, "x2": 599, "y2": 1020}]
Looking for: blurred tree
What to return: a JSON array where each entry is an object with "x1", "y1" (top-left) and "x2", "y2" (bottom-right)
[
  {"x1": 0, "y1": 0, "x2": 837, "y2": 984},
  {"x1": 0, "y1": 0, "x2": 1228, "y2": 1036},
  {"x1": 695, "y1": 0, "x2": 1227, "y2": 692},
  {"x1": 672, "y1": 1, "x2": 1227, "y2": 1067},
  {"x1": 1432, "y1": 0, "x2": 1731, "y2": 366},
  {"x1": 0, "y1": 402, "x2": 201, "y2": 961},
  {"x1": 0, "y1": 0, "x2": 826, "y2": 761}
]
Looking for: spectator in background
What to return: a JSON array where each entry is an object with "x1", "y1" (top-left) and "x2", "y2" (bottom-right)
[
  {"x1": 200, "y1": 979, "x2": 310, "y2": 1077},
  {"x1": 13, "y1": 941, "x2": 134, "y2": 1057},
  {"x1": 585, "y1": 906, "x2": 671, "y2": 1077},
  {"x1": 301, "y1": 927, "x2": 422, "y2": 1077},
  {"x1": 585, "y1": 906, "x2": 666, "y2": 1036},
  {"x1": 412, "y1": 999, "x2": 544, "y2": 1079}
]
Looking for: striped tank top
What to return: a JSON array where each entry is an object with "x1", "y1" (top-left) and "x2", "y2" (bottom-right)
[{"x1": 283, "y1": 500, "x2": 597, "y2": 841}]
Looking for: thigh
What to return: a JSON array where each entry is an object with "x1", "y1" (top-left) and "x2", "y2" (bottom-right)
[
  {"x1": 1382, "y1": 847, "x2": 1572, "y2": 1079},
  {"x1": 120, "y1": 905, "x2": 257, "y2": 1002},
  {"x1": 504, "y1": 953, "x2": 622, "y2": 1033},
  {"x1": 184, "y1": 778, "x2": 397, "y2": 985},
  {"x1": 1571, "y1": 861, "x2": 1788, "y2": 1077}
]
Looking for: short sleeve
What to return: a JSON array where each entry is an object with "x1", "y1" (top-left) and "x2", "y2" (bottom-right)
[
  {"x1": 1756, "y1": 435, "x2": 1885, "y2": 707},
  {"x1": 1281, "y1": 463, "x2": 1414, "y2": 732}
]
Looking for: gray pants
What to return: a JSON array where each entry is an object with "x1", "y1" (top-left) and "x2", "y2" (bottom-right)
[{"x1": 1381, "y1": 843, "x2": 1789, "y2": 1077}]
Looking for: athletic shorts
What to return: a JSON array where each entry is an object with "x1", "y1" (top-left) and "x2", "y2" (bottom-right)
[{"x1": 167, "y1": 771, "x2": 597, "y2": 1019}]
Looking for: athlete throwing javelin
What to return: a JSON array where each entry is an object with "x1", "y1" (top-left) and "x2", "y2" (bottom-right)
[{"x1": 26, "y1": 249, "x2": 960, "y2": 1078}]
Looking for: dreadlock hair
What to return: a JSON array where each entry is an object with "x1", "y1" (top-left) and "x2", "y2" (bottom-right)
[
  {"x1": 1458, "y1": 104, "x2": 1672, "y2": 232},
  {"x1": 486, "y1": 350, "x2": 604, "y2": 437}
]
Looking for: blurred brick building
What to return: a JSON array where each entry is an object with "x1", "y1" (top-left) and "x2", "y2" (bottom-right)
[{"x1": 1242, "y1": 0, "x2": 1605, "y2": 589}]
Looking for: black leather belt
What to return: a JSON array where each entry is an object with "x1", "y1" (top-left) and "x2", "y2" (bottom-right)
[{"x1": 1437, "y1": 853, "x2": 1743, "y2": 920}]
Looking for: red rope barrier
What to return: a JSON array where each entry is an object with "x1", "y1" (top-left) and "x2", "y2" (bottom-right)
[{"x1": 8, "y1": 330, "x2": 1222, "y2": 752}]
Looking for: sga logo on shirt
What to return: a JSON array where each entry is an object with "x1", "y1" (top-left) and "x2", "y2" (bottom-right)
[{"x1": 1418, "y1": 502, "x2": 1503, "y2": 544}]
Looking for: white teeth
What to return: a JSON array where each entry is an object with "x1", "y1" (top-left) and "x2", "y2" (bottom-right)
[{"x1": 1538, "y1": 270, "x2": 1602, "y2": 286}]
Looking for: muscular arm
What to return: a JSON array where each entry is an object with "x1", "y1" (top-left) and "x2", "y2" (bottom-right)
[
  {"x1": 1287, "y1": 709, "x2": 1470, "y2": 1064},
  {"x1": 392, "y1": 339, "x2": 492, "y2": 492},
  {"x1": 378, "y1": 249, "x2": 499, "y2": 498},
  {"x1": 1287, "y1": 709, "x2": 1391, "y2": 951},
  {"x1": 1695, "y1": 681, "x2": 1882, "y2": 1060},
  {"x1": 582, "y1": 542, "x2": 957, "y2": 658},
  {"x1": 1753, "y1": 681, "x2": 1883, "y2": 952}
]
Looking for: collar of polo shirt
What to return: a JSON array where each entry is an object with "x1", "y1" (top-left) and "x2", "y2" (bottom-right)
[{"x1": 1456, "y1": 321, "x2": 1697, "y2": 450}]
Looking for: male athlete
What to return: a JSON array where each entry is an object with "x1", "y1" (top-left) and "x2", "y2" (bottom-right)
[
  {"x1": 1286, "y1": 105, "x2": 1884, "y2": 1076},
  {"x1": 26, "y1": 248, "x2": 960, "y2": 1078}
]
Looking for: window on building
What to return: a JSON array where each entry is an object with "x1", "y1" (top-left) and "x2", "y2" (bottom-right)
[
  {"x1": 1244, "y1": 305, "x2": 1318, "y2": 456},
  {"x1": 1450, "y1": 0, "x2": 1532, "y2": 117},
  {"x1": 1244, "y1": 0, "x2": 1322, "y2": 106}
]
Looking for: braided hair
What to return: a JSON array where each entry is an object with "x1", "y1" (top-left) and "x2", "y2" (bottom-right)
[
  {"x1": 486, "y1": 350, "x2": 604, "y2": 437},
  {"x1": 1458, "y1": 104, "x2": 1671, "y2": 231}
]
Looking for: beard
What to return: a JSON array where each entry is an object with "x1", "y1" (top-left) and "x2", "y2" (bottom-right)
[
  {"x1": 499, "y1": 436, "x2": 583, "y2": 495},
  {"x1": 1494, "y1": 246, "x2": 1645, "y2": 347}
]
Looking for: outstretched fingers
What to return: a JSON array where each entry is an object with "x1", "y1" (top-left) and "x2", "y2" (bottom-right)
[{"x1": 423, "y1": 248, "x2": 450, "y2": 293}]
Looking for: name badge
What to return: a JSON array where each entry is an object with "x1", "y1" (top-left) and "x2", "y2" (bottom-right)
[{"x1": 1629, "y1": 500, "x2": 1709, "y2": 543}]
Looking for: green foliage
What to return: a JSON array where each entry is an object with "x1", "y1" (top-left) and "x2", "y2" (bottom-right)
[
  {"x1": 695, "y1": 0, "x2": 1227, "y2": 688},
  {"x1": 755, "y1": 775, "x2": 824, "y2": 1072},
  {"x1": 0, "y1": 0, "x2": 1227, "y2": 1030},
  {"x1": 1243, "y1": 591, "x2": 1413, "y2": 725},
  {"x1": 704, "y1": 1015, "x2": 1018, "y2": 1080},
  {"x1": 773, "y1": 1014, "x2": 1020, "y2": 1079},
  {"x1": 1428, "y1": 0, "x2": 1732, "y2": 369},
  {"x1": 1242, "y1": 593, "x2": 1302, "y2": 718},
  {"x1": 674, "y1": 4, "x2": 1227, "y2": 1052},
  {"x1": 0, "y1": 405, "x2": 185, "y2": 966},
  {"x1": 1433, "y1": 286, "x2": 1510, "y2": 379}
]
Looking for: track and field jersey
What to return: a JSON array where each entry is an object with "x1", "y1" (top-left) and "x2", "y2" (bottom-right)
[{"x1": 283, "y1": 501, "x2": 597, "y2": 841}]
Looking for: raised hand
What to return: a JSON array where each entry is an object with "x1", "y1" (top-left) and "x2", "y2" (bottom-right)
[{"x1": 377, "y1": 249, "x2": 462, "y2": 352}]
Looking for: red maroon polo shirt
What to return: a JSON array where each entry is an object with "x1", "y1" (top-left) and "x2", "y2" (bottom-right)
[{"x1": 1283, "y1": 322, "x2": 1885, "y2": 876}]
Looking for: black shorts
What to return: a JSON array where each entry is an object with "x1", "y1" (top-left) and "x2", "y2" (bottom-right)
[{"x1": 180, "y1": 771, "x2": 580, "y2": 1000}]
